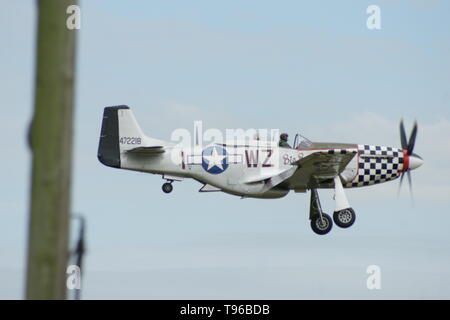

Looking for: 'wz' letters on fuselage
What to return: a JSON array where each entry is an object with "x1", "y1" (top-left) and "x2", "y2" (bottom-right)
[{"x1": 245, "y1": 149, "x2": 274, "y2": 168}]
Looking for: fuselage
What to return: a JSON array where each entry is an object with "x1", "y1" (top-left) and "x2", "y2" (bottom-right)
[{"x1": 119, "y1": 141, "x2": 408, "y2": 199}]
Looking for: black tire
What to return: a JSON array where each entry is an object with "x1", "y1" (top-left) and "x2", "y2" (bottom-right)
[
  {"x1": 333, "y1": 208, "x2": 356, "y2": 228},
  {"x1": 162, "y1": 182, "x2": 173, "y2": 194},
  {"x1": 310, "y1": 213, "x2": 333, "y2": 235}
]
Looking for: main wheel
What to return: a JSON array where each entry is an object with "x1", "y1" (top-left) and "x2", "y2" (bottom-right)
[
  {"x1": 310, "y1": 213, "x2": 333, "y2": 235},
  {"x1": 333, "y1": 208, "x2": 356, "y2": 228},
  {"x1": 162, "y1": 182, "x2": 173, "y2": 193}
]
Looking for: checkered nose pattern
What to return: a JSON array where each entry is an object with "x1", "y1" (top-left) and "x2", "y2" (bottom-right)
[{"x1": 345, "y1": 145, "x2": 404, "y2": 188}]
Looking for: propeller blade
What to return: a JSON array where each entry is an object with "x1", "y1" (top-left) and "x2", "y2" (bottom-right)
[
  {"x1": 407, "y1": 121, "x2": 418, "y2": 155},
  {"x1": 407, "y1": 170, "x2": 414, "y2": 204},
  {"x1": 397, "y1": 172, "x2": 405, "y2": 197},
  {"x1": 400, "y1": 120, "x2": 408, "y2": 150}
]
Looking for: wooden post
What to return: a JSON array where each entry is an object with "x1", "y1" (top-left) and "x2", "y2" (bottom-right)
[{"x1": 26, "y1": 0, "x2": 77, "y2": 300}]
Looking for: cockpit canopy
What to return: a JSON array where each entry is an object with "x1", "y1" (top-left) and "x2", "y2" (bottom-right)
[{"x1": 293, "y1": 133, "x2": 313, "y2": 149}]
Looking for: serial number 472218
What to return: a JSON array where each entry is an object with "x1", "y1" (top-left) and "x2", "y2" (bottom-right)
[{"x1": 119, "y1": 137, "x2": 141, "y2": 145}]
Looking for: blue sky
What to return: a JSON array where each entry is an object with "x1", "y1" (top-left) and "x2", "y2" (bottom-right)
[{"x1": 1, "y1": 0, "x2": 450, "y2": 299}]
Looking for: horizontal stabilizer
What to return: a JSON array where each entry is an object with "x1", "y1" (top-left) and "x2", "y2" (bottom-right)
[{"x1": 126, "y1": 146, "x2": 165, "y2": 155}]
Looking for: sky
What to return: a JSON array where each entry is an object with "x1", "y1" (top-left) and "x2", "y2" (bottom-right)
[{"x1": 1, "y1": 0, "x2": 450, "y2": 299}]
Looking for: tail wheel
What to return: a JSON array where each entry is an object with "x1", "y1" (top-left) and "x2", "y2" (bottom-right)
[
  {"x1": 310, "y1": 213, "x2": 333, "y2": 235},
  {"x1": 162, "y1": 182, "x2": 173, "y2": 194},
  {"x1": 333, "y1": 208, "x2": 356, "y2": 228}
]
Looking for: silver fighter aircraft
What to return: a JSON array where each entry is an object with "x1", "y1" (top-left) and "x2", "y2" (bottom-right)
[{"x1": 98, "y1": 106, "x2": 424, "y2": 235}]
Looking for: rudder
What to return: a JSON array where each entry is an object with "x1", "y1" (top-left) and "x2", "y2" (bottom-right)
[{"x1": 97, "y1": 105, "x2": 129, "y2": 168}]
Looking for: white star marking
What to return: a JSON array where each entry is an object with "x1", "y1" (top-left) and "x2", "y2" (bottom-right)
[{"x1": 204, "y1": 147, "x2": 226, "y2": 171}]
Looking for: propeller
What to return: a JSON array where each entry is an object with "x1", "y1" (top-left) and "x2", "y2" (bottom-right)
[{"x1": 398, "y1": 120, "x2": 423, "y2": 199}]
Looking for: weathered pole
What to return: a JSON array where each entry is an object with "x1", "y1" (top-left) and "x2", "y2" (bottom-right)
[{"x1": 26, "y1": 0, "x2": 77, "y2": 299}]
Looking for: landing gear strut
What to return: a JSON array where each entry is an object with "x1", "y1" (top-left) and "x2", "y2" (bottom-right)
[
  {"x1": 308, "y1": 177, "x2": 356, "y2": 235},
  {"x1": 333, "y1": 176, "x2": 356, "y2": 229},
  {"x1": 309, "y1": 188, "x2": 333, "y2": 235}
]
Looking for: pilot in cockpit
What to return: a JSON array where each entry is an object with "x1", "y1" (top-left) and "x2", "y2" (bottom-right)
[{"x1": 278, "y1": 133, "x2": 292, "y2": 148}]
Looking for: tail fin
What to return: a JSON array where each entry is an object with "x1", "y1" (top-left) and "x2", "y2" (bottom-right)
[
  {"x1": 98, "y1": 106, "x2": 126, "y2": 168},
  {"x1": 98, "y1": 105, "x2": 165, "y2": 168},
  {"x1": 117, "y1": 106, "x2": 145, "y2": 142}
]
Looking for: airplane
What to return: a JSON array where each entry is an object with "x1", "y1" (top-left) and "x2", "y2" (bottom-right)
[{"x1": 97, "y1": 106, "x2": 424, "y2": 235}]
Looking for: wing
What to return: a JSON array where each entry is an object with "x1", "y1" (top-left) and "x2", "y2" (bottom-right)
[
  {"x1": 242, "y1": 168, "x2": 295, "y2": 184},
  {"x1": 243, "y1": 167, "x2": 298, "y2": 193},
  {"x1": 285, "y1": 150, "x2": 357, "y2": 188},
  {"x1": 242, "y1": 150, "x2": 356, "y2": 192},
  {"x1": 125, "y1": 146, "x2": 165, "y2": 155}
]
